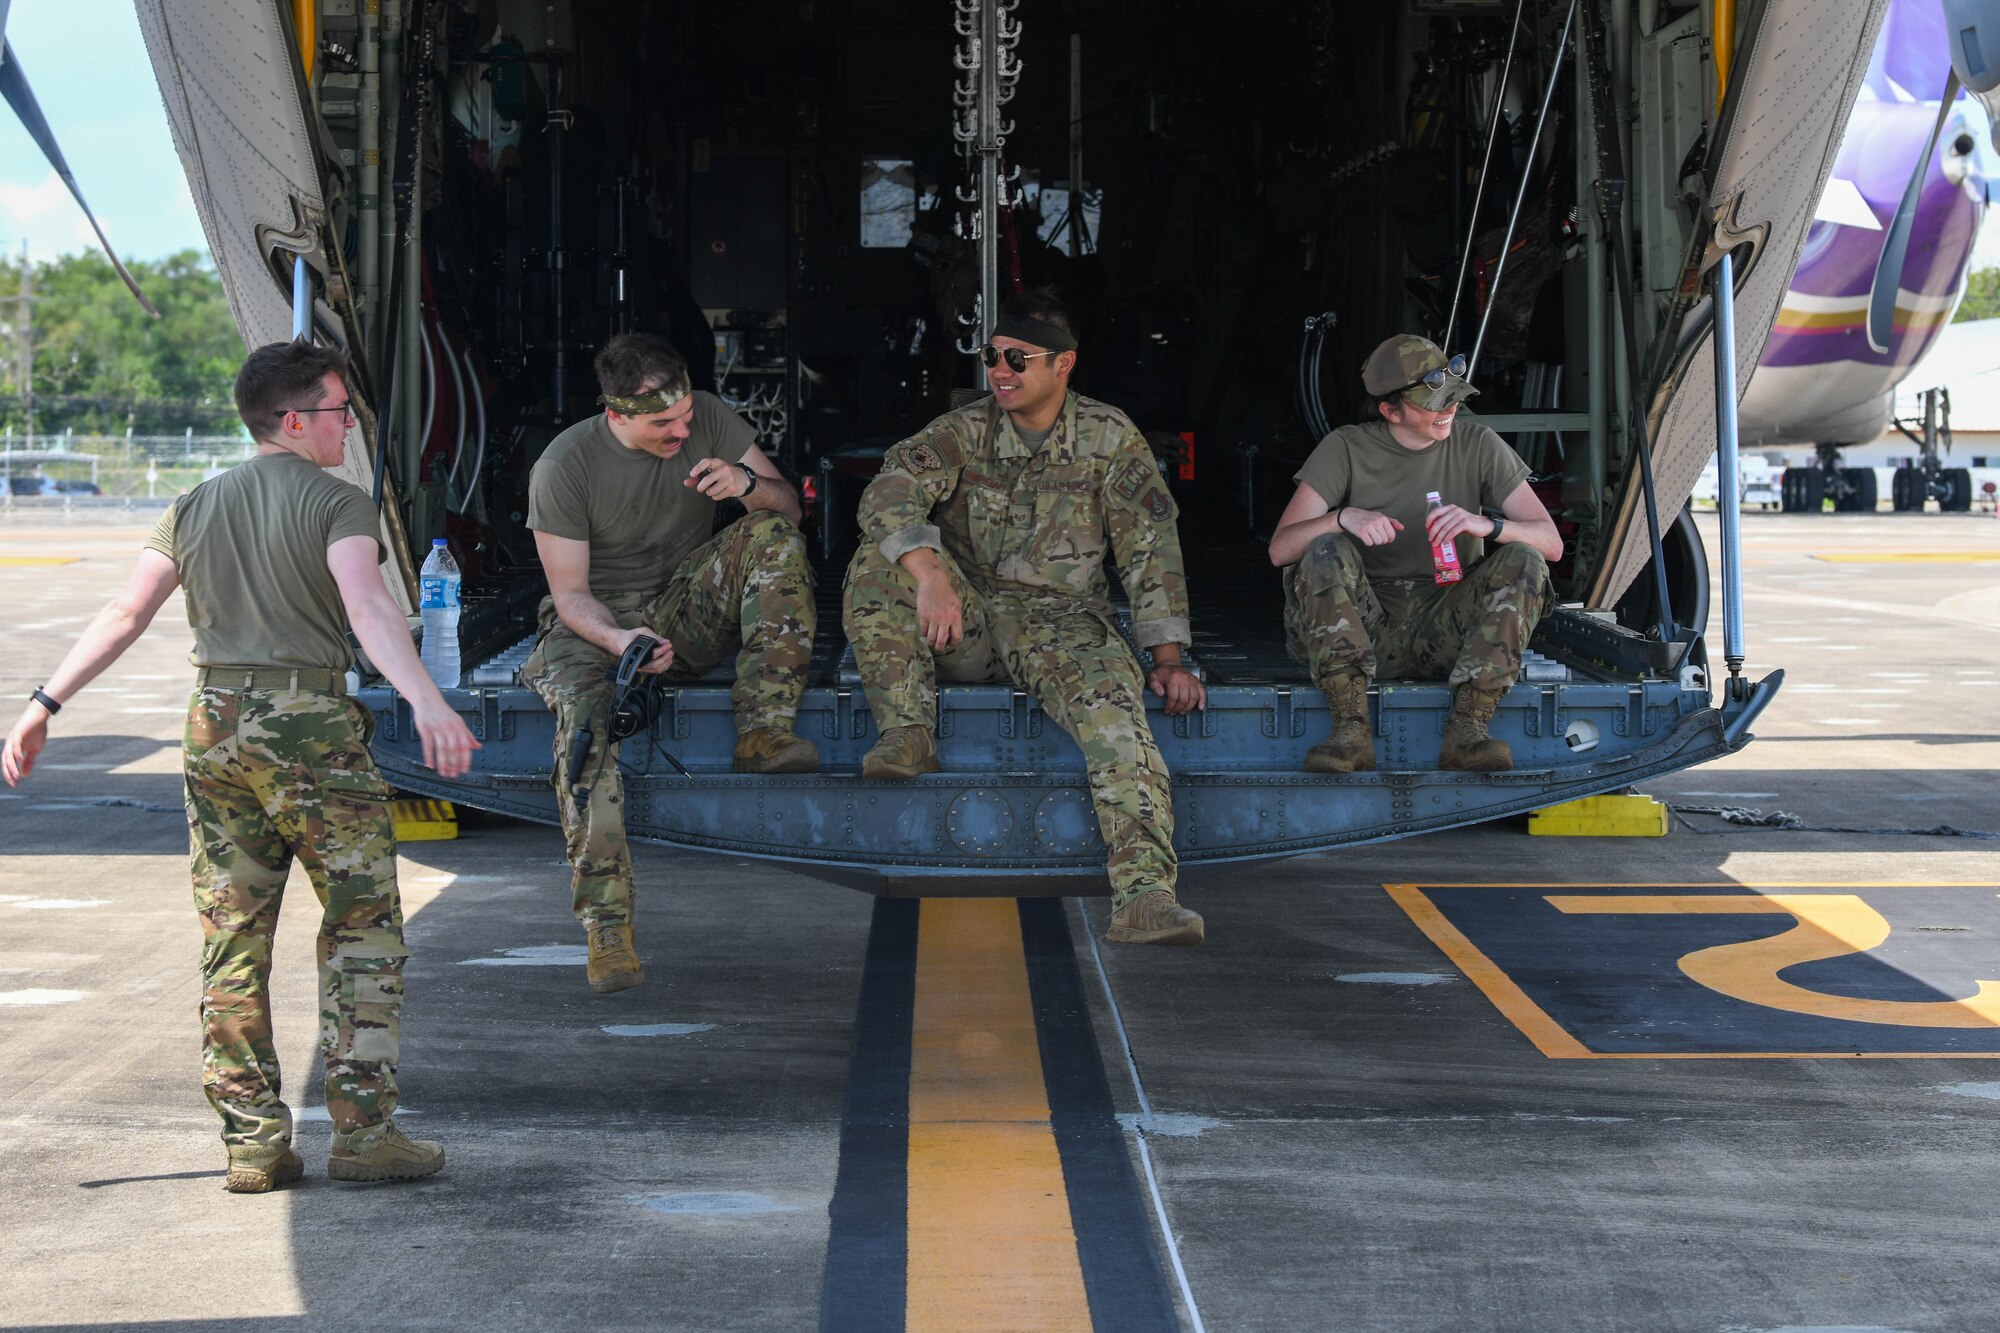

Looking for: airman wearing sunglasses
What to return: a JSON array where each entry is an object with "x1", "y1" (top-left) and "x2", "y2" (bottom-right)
[
  {"x1": 844, "y1": 289, "x2": 1207, "y2": 947},
  {"x1": 1268, "y1": 335, "x2": 1564, "y2": 774}
]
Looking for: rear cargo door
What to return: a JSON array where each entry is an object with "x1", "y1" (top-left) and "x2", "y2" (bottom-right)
[
  {"x1": 1589, "y1": 0, "x2": 1891, "y2": 608},
  {"x1": 134, "y1": 0, "x2": 414, "y2": 605}
]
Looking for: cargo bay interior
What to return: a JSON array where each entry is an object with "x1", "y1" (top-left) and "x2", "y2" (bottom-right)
[{"x1": 319, "y1": 0, "x2": 1688, "y2": 671}]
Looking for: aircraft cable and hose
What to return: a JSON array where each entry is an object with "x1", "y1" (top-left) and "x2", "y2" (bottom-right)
[
  {"x1": 1578, "y1": 0, "x2": 1678, "y2": 645},
  {"x1": 460, "y1": 343, "x2": 488, "y2": 522},
  {"x1": 417, "y1": 318, "x2": 437, "y2": 479},
  {"x1": 1468, "y1": 0, "x2": 1576, "y2": 380},
  {"x1": 1297, "y1": 313, "x2": 1336, "y2": 442},
  {"x1": 1444, "y1": 0, "x2": 1529, "y2": 350},
  {"x1": 439, "y1": 321, "x2": 468, "y2": 503},
  {"x1": 1670, "y1": 804, "x2": 1998, "y2": 840}
]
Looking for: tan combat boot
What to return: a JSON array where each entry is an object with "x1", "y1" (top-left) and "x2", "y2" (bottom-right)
[
  {"x1": 1104, "y1": 889, "x2": 1206, "y2": 947},
  {"x1": 1439, "y1": 684, "x2": 1512, "y2": 772},
  {"x1": 586, "y1": 919, "x2": 645, "y2": 994},
  {"x1": 734, "y1": 727, "x2": 820, "y2": 774},
  {"x1": 861, "y1": 725, "x2": 940, "y2": 780},
  {"x1": 223, "y1": 1142, "x2": 304, "y2": 1194},
  {"x1": 1305, "y1": 669, "x2": 1376, "y2": 773},
  {"x1": 327, "y1": 1119, "x2": 445, "y2": 1183}
]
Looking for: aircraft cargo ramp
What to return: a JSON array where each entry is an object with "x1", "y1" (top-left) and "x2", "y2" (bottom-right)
[{"x1": 358, "y1": 592, "x2": 1779, "y2": 894}]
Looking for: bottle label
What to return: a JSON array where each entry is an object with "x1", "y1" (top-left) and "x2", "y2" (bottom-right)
[{"x1": 420, "y1": 576, "x2": 460, "y2": 609}]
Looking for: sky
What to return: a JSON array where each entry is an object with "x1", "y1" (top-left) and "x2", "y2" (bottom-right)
[{"x1": 0, "y1": 0, "x2": 209, "y2": 265}]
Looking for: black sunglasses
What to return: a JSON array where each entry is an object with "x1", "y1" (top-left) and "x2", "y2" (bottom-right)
[
  {"x1": 978, "y1": 344, "x2": 1061, "y2": 374},
  {"x1": 274, "y1": 400, "x2": 356, "y2": 421},
  {"x1": 1391, "y1": 354, "x2": 1469, "y2": 397}
]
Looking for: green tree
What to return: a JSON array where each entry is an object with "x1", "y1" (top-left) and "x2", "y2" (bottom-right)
[
  {"x1": 0, "y1": 248, "x2": 243, "y2": 435},
  {"x1": 1953, "y1": 266, "x2": 2000, "y2": 323}
]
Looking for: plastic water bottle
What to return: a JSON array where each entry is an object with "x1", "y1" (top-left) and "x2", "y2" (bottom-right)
[
  {"x1": 1425, "y1": 491, "x2": 1463, "y2": 585},
  {"x1": 419, "y1": 538, "x2": 462, "y2": 689}
]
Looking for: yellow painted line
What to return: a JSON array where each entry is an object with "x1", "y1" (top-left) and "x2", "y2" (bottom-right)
[
  {"x1": 1390, "y1": 883, "x2": 2000, "y2": 1060},
  {"x1": 0, "y1": 556, "x2": 81, "y2": 566},
  {"x1": 1384, "y1": 884, "x2": 1592, "y2": 1058},
  {"x1": 1548, "y1": 894, "x2": 2000, "y2": 1028},
  {"x1": 907, "y1": 898, "x2": 1091, "y2": 1332},
  {"x1": 1810, "y1": 552, "x2": 2000, "y2": 563}
]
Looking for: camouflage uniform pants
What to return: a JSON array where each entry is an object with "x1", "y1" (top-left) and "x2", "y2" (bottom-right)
[
  {"x1": 843, "y1": 543, "x2": 1175, "y2": 909},
  {"x1": 183, "y1": 687, "x2": 404, "y2": 1150},
  {"x1": 1284, "y1": 534, "x2": 1552, "y2": 691},
  {"x1": 521, "y1": 510, "x2": 815, "y2": 925}
]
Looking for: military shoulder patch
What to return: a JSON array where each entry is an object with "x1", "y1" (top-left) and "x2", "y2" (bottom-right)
[
  {"x1": 1142, "y1": 487, "x2": 1174, "y2": 523},
  {"x1": 903, "y1": 441, "x2": 943, "y2": 472},
  {"x1": 1111, "y1": 457, "x2": 1154, "y2": 502}
]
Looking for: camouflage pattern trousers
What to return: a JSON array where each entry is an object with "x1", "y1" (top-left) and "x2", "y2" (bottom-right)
[
  {"x1": 521, "y1": 510, "x2": 816, "y2": 925},
  {"x1": 1284, "y1": 534, "x2": 1552, "y2": 691},
  {"x1": 843, "y1": 543, "x2": 1175, "y2": 909},
  {"x1": 183, "y1": 687, "x2": 404, "y2": 1150}
]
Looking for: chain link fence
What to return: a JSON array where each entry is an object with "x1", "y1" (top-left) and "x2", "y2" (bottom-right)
[{"x1": 1, "y1": 430, "x2": 255, "y2": 505}]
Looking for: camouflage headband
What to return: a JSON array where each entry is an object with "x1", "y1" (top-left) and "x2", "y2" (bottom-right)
[{"x1": 598, "y1": 384, "x2": 690, "y2": 415}]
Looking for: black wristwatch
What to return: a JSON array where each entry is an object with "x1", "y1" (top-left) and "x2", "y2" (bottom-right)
[
  {"x1": 30, "y1": 687, "x2": 61, "y2": 715},
  {"x1": 738, "y1": 463, "x2": 759, "y2": 497},
  {"x1": 1488, "y1": 514, "x2": 1506, "y2": 543}
]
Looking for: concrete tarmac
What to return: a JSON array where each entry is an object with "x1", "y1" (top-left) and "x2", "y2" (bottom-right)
[{"x1": 2, "y1": 509, "x2": 1996, "y2": 1331}]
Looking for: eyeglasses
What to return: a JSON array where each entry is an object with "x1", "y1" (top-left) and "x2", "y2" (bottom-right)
[
  {"x1": 978, "y1": 344, "x2": 1061, "y2": 374},
  {"x1": 275, "y1": 400, "x2": 356, "y2": 422},
  {"x1": 1391, "y1": 354, "x2": 1469, "y2": 397}
]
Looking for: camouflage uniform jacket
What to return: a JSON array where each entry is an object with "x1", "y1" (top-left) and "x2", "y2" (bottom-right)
[{"x1": 861, "y1": 391, "x2": 1192, "y2": 649}]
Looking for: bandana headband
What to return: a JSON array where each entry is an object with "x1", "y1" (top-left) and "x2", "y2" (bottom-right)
[
  {"x1": 989, "y1": 312, "x2": 1078, "y2": 352},
  {"x1": 598, "y1": 383, "x2": 691, "y2": 415}
]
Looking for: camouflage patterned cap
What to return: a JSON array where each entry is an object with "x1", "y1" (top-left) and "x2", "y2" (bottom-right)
[{"x1": 1360, "y1": 335, "x2": 1478, "y2": 412}]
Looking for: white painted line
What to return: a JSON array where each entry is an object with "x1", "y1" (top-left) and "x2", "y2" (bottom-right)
[
  {"x1": 11, "y1": 899, "x2": 110, "y2": 910},
  {"x1": 294, "y1": 1106, "x2": 421, "y2": 1122},
  {"x1": 1938, "y1": 1082, "x2": 2000, "y2": 1101},
  {"x1": 601, "y1": 1022, "x2": 716, "y2": 1037},
  {"x1": 1080, "y1": 900, "x2": 1207, "y2": 1333},
  {"x1": 0, "y1": 989, "x2": 87, "y2": 1006},
  {"x1": 1334, "y1": 972, "x2": 1457, "y2": 986},
  {"x1": 0, "y1": 894, "x2": 33, "y2": 903},
  {"x1": 119, "y1": 707, "x2": 188, "y2": 714},
  {"x1": 1816, "y1": 718, "x2": 1884, "y2": 725},
  {"x1": 458, "y1": 945, "x2": 588, "y2": 967},
  {"x1": 1677, "y1": 791, "x2": 1781, "y2": 799}
]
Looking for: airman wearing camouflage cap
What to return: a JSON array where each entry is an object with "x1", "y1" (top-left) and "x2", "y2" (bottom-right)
[
  {"x1": 2, "y1": 340, "x2": 478, "y2": 1192},
  {"x1": 1267, "y1": 335, "x2": 1566, "y2": 774},
  {"x1": 843, "y1": 287, "x2": 1208, "y2": 947}
]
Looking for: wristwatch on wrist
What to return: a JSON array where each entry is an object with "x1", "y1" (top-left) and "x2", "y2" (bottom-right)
[
  {"x1": 738, "y1": 462, "x2": 759, "y2": 497},
  {"x1": 1487, "y1": 514, "x2": 1506, "y2": 543}
]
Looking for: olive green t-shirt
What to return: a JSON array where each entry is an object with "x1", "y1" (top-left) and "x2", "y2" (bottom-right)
[
  {"x1": 145, "y1": 450, "x2": 382, "y2": 670},
  {"x1": 1294, "y1": 416, "x2": 1531, "y2": 588},
  {"x1": 526, "y1": 391, "x2": 757, "y2": 595}
]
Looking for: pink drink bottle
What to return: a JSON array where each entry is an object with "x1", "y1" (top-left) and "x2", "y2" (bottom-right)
[{"x1": 1426, "y1": 491, "x2": 1462, "y2": 585}]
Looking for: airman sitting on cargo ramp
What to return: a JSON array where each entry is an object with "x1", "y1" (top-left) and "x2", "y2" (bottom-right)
[
  {"x1": 1268, "y1": 335, "x2": 1564, "y2": 774},
  {"x1": 843, "y1": 288, "x2": 1209, "y2": 947}
]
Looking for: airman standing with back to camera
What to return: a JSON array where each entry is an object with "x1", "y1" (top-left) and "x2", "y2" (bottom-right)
[
  {"x1": 1269, "y1": 335, "x2": 1564, "y2": 773},
  {"x1": 843, "y1": 288, "x2": 1209, "y2": 946},
  {"x1": 3, "y1": 340, "x2": 479, "y2": 1193},
  {"x1": 522, "y1": 333, "x2": 816, "y2": 995}
]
